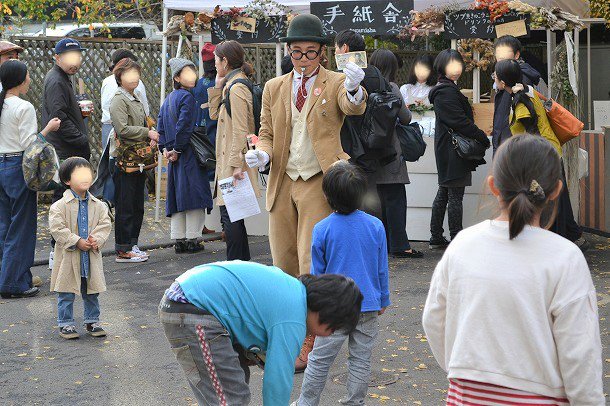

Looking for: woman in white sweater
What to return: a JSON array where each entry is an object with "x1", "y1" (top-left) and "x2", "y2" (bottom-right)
[
  {"x1": 0, "y1": 60, "x2": 60, "y2": 298},
  {"x1": 423, "y1": 134, "x2": 604, "y2": 405}
]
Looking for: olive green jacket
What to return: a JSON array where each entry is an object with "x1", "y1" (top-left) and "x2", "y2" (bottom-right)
[{"x1": 109, "y1": 87, "x2": 148, "y2": 146}]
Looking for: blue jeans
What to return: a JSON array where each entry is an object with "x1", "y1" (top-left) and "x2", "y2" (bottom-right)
[
  {"x1": 0, "y1": 155, "x2": 37, "y2": 293},
  {"x1": 298, "y1": 312, "x2": 379, "y2": 406},
  {"x1": 57, "y1": 277, "x2": 101, "y2": 327}
]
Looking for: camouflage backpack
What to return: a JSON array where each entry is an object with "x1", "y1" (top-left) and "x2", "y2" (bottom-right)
[{"x1": 22, "y1": 133, "x2": 60, "y2": 191}]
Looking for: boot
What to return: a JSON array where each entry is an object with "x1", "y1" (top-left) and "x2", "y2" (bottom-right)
[{"x1": 294, "y1": 334, "x2": 315, "y2": 374}]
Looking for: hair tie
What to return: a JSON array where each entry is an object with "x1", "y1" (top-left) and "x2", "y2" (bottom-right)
[
  {"x1": 512, "y1": 83, "x2": 524, "y2": 93},
  {"x1": 518, "y1": 179, "x2": 545, "y2": 203}
]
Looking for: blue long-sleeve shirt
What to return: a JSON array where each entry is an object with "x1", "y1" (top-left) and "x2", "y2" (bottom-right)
[
  {"x1": 176, "y1": 261, "x2": 307, "y2": 406},
  {"x1": 311, "y1": 210, "x2": 390, "y2": 312},
  {"x1": 71, "y1": 190, "x2": 89, "y2": 278}
]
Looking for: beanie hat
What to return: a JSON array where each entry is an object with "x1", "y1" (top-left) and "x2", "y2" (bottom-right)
[
  {"x1": 169, "y1": 57, "x2": 196, "y2": 78},
  {"x1": 201, "y1": 43, "x2": 216, "y2": 62}
]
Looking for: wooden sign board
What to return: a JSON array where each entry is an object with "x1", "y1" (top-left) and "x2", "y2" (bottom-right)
[
  {"x1": 495, "y1": 19, "x2": 527, "y2": 38},
  {"x1": 444, "y1": 10, "x2": 530, "y2": 39},
  {"x1": 230, "y1": 17, "x2": 257, "y2": 33}
]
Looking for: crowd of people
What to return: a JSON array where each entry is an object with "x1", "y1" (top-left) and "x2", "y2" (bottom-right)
[{"x1": 0, "y1": 11, "x2": 604, "y2": 405}]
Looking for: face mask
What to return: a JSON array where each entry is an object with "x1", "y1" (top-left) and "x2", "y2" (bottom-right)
[
  {"x1": 445, "y1": 60, "x2": 463, "y2": 78},
  {"x1": 69, "y1": 166, "x2": 93, "y2": 189},
  {"x1": 414, "y1": 63, "x2": 431, "y2": 82},
  {"x1": 495, "y1": 46, "x2": 515, "y2": 62}
]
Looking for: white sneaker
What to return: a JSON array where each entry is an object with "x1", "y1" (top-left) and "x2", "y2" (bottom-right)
[
  {"x1": 48, "y1": 251, "x2": 54, "y2": 270},
  {"x1": 116, "y1": 251, "x2": 148, "y2": 263},
  {"x1": 132, "y1": 245, "x2": 149, "y2": 258}
]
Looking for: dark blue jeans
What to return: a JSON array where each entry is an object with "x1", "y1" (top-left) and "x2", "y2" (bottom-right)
[
  {"x1": 57, "y1": 277, "x2": 100, "y2": 327},
  {"x1": 0, "y1": 155, "x2": 37, "y2": 293}
]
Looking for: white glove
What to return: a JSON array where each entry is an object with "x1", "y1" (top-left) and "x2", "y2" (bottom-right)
[
  {"x1": 343, "y1": 62, "x2": 365, "y2": 92},
  {"x1": 245, "y1": 149, "x2": 270, "y2": 168}
]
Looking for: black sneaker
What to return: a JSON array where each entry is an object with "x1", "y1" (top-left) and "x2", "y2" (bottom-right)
[
  {"x1": 391, "y1": 249, "x2": 424, "y2": 258},
  {"x1": 185, "y1": 240, "x2": 205, "y2": 254},
  {"x1": 0, "y1": 287, "x2": 40, "y2": 299},
  {"x1": 429, "y1": 237, "x2": 450, "y2": 250},
  {"x1": 59, "y1": 325, "x2": 80, "y2": 339},
  {"x1": 86, "y1": 322, "x2": 106, "y2": 337},
  {"x1": 175, "y1": 240, "x2": 187, "y2": 254}
]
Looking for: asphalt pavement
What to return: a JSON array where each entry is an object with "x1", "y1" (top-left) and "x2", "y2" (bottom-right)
[{"x1": 1, "y1": 234, "x2": 609, "y2": 405}]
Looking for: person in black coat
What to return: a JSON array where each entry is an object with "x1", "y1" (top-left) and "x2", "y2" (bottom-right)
[{"x1": 428, "y1": 49, "x2": 490, "y2": 249}]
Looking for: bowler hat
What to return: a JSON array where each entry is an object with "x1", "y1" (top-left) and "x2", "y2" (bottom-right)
[{"x1": 280, "y1": 14, "x2": 331, "y2": 45}]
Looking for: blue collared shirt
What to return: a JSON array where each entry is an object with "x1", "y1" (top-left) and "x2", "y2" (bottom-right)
[{"x1": 71, "y1": 191, "x2": 89, "y2": 278}]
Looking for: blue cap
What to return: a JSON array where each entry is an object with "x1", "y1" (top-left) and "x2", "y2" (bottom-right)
[{"x1": 54, "y1": 38, "x2": 86, "y2": 54}]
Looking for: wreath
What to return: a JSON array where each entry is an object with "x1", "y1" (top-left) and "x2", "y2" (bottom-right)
[{"x1": 457, "y1": 38, "x2": 495, "y2": 72}]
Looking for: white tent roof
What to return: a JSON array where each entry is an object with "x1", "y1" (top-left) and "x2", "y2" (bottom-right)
[{"x1": 163, "y1": 0, "x2": 588, "y2": 18}]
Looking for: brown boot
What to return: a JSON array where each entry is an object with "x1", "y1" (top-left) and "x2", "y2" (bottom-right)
[{"x1": 294, "y1": 334, "x2": 315, "y2": 374}]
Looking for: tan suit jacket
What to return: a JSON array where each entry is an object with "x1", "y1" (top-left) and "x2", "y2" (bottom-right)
[
  {"x1": 257, "y1": 66, "x2": 367, "y2": 211},
  {"x1": 208, "y1": 71, "x2": 261, "y2": 206}
]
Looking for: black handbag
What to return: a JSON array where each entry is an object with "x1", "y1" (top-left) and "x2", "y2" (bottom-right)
[
  {"x1": 449, "y1": 128, "x2": 487, "y2": 161},
  {"x1": 190, "y1": 126, "x2": 216, "y2": 172},
  {"x1": 396, "y1": 122, "x2": 426, "y2": 162}
]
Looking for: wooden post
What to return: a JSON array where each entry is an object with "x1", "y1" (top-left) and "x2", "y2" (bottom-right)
[
  {"x1": 473, "y1": 50, "x2": 480, "y2": 104},
  {"x1": 275, "y1": 42, "x2": 282, "y2": 77},
  {"x1": 546, "y1": 29, "x2": 553, "y2": 98},
  {"x1": 155, "y1": 6, "x2": 169, "y2": 223},
  {"x1": 198, "y1": 35, "x2": 204, "y2": 77}
]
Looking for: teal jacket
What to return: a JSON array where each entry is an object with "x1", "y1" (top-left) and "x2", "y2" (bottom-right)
[{"x1": 177, "y1": 261, "x2": 307, "y2": 405}]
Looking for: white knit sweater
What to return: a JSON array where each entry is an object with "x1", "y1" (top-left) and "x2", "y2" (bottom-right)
[{"x1": 423, "y1": 220, "x2": 604, "y2": 405}]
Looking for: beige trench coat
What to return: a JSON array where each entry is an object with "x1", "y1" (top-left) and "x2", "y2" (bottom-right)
[
  {"x1": 208, "y1": 70, "x2": 261, "y2": 206},
  {"x1": 49, "y1": 190, "x2": 112, "y2": 295}
]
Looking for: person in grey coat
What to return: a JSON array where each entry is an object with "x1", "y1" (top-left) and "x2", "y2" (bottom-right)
[{"x1": 369, "y1": 49, "x2": 423, "y2": 258}]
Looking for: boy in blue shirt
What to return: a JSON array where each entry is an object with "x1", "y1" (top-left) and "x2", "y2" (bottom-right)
[
  {"x1": 295, "y1": 161, "x2": 390, "y2": 406},
  {"x1": 159, "y1": 261, "x2": 362, "y2": 405}
]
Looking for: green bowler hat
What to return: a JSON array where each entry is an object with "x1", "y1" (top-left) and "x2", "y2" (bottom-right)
[{"x1": 280, "y1": 14, "x2": 331, "y2": 44}]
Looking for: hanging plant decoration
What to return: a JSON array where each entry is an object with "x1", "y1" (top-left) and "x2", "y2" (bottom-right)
[
  {"x1": 472, "y1": 0, "x2": 510, "y2": 23},
  {"x1": 458, "y1": 38, "x2": 495, "y2": 72}
]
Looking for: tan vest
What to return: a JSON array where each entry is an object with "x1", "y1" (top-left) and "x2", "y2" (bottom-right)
[{"x1": 285, "y1": 90, "x2": 322, "y2": 181}]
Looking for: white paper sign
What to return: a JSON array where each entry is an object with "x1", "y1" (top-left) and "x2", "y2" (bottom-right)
[
  {"x1": 593, "y1": 101, "x2": 610, "y2": 131},
  {"x1": 218, "y1": 172, "x2": 260, "y2": 222}
]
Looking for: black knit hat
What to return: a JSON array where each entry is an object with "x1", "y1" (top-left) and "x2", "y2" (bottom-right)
[{"x1": 110, "y1": 48, "x2": 138, "y2": 72}]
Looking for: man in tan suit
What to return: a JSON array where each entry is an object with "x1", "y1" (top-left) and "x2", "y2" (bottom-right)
[{"x1": 246, "y1": 14, "x2": 367, "y2": 279}]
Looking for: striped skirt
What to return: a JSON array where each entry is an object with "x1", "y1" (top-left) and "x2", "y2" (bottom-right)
[{"x1": 447, "y1": 379, "x2": 569, "y2": 405}]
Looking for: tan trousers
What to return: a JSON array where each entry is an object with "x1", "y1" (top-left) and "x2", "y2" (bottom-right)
[{"x1": 269, "y1": 173, "x2": 332, "y2": 277}]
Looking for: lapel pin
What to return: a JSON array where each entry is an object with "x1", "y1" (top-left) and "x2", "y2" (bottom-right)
[
  {"x1": 321, "y1": 99, "x2": 327, "y2": 105},
  {"x1": 314, "y1": 87, "x2": 321, "y2": 97}
]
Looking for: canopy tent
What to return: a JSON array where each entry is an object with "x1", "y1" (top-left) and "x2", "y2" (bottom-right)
[{"x1": 163, "y1": 0, "x2": 589, "y2": 17}]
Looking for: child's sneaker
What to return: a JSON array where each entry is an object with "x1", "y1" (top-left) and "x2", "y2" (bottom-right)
[
  {"x1": 131, "y1": 245, "x2": 149, "y2": 258},
  {"x1": 86, "y1": 322, "x2": 106, "y2": 337},
  {"x1": 59, "y1": 325, "x2": 79, "y2": 339},
  {"x1": 116, "y1": 251, "x2": 148, "y2": 263}
]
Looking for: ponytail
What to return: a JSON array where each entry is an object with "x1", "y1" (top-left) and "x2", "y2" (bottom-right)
[
  {"x1": 240, "y1": 62, "x2": 255, "y2": 79},
  {"x1": 507, "y1": 192, "x2": 536, "y2": 239},
  {"x1": 510, "y1": 89, "x2": 539, "y2": 135},
  {"x1": 0, "y1": 90, "x2": 6, "y2": 121}
]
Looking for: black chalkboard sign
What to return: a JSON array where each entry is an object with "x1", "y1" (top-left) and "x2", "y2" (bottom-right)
[
  {"x1": 311, "y1": 0, "x2": 414, "y2": 38},
  {"x1": 211, "y1": 16, "x2": 287, "y2": 44},
  {"x1": 443, "y1": 10, "x2": 530, "y2": 39}
]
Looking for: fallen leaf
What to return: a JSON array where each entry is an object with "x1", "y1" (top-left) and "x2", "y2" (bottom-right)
[
  {"x1": 17, "y1": 353, "x2": 27, "y2": 357},
  {"x1": 94, "y1": 375, "x2": 100, "y2": 379},
  {"x1": 75, "y1": 381, "x2": 82, "y2": 385}
]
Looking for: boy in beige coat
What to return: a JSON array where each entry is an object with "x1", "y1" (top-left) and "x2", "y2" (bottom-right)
[{"x1": 49, "y1": 157, "x2": 112, "y2": 339}]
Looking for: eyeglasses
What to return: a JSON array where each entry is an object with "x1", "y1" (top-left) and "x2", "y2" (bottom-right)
[{"x1": 289, "y1": 48, "x2": 321, "y2": 61}]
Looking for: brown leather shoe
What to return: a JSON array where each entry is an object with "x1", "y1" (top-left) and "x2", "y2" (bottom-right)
[
  {"x1": 202, "y1": 226, "x2": 216, "y2": 235},
  {"x1": 294, "y1": 334, "x2": 315, "y2": 374}
]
